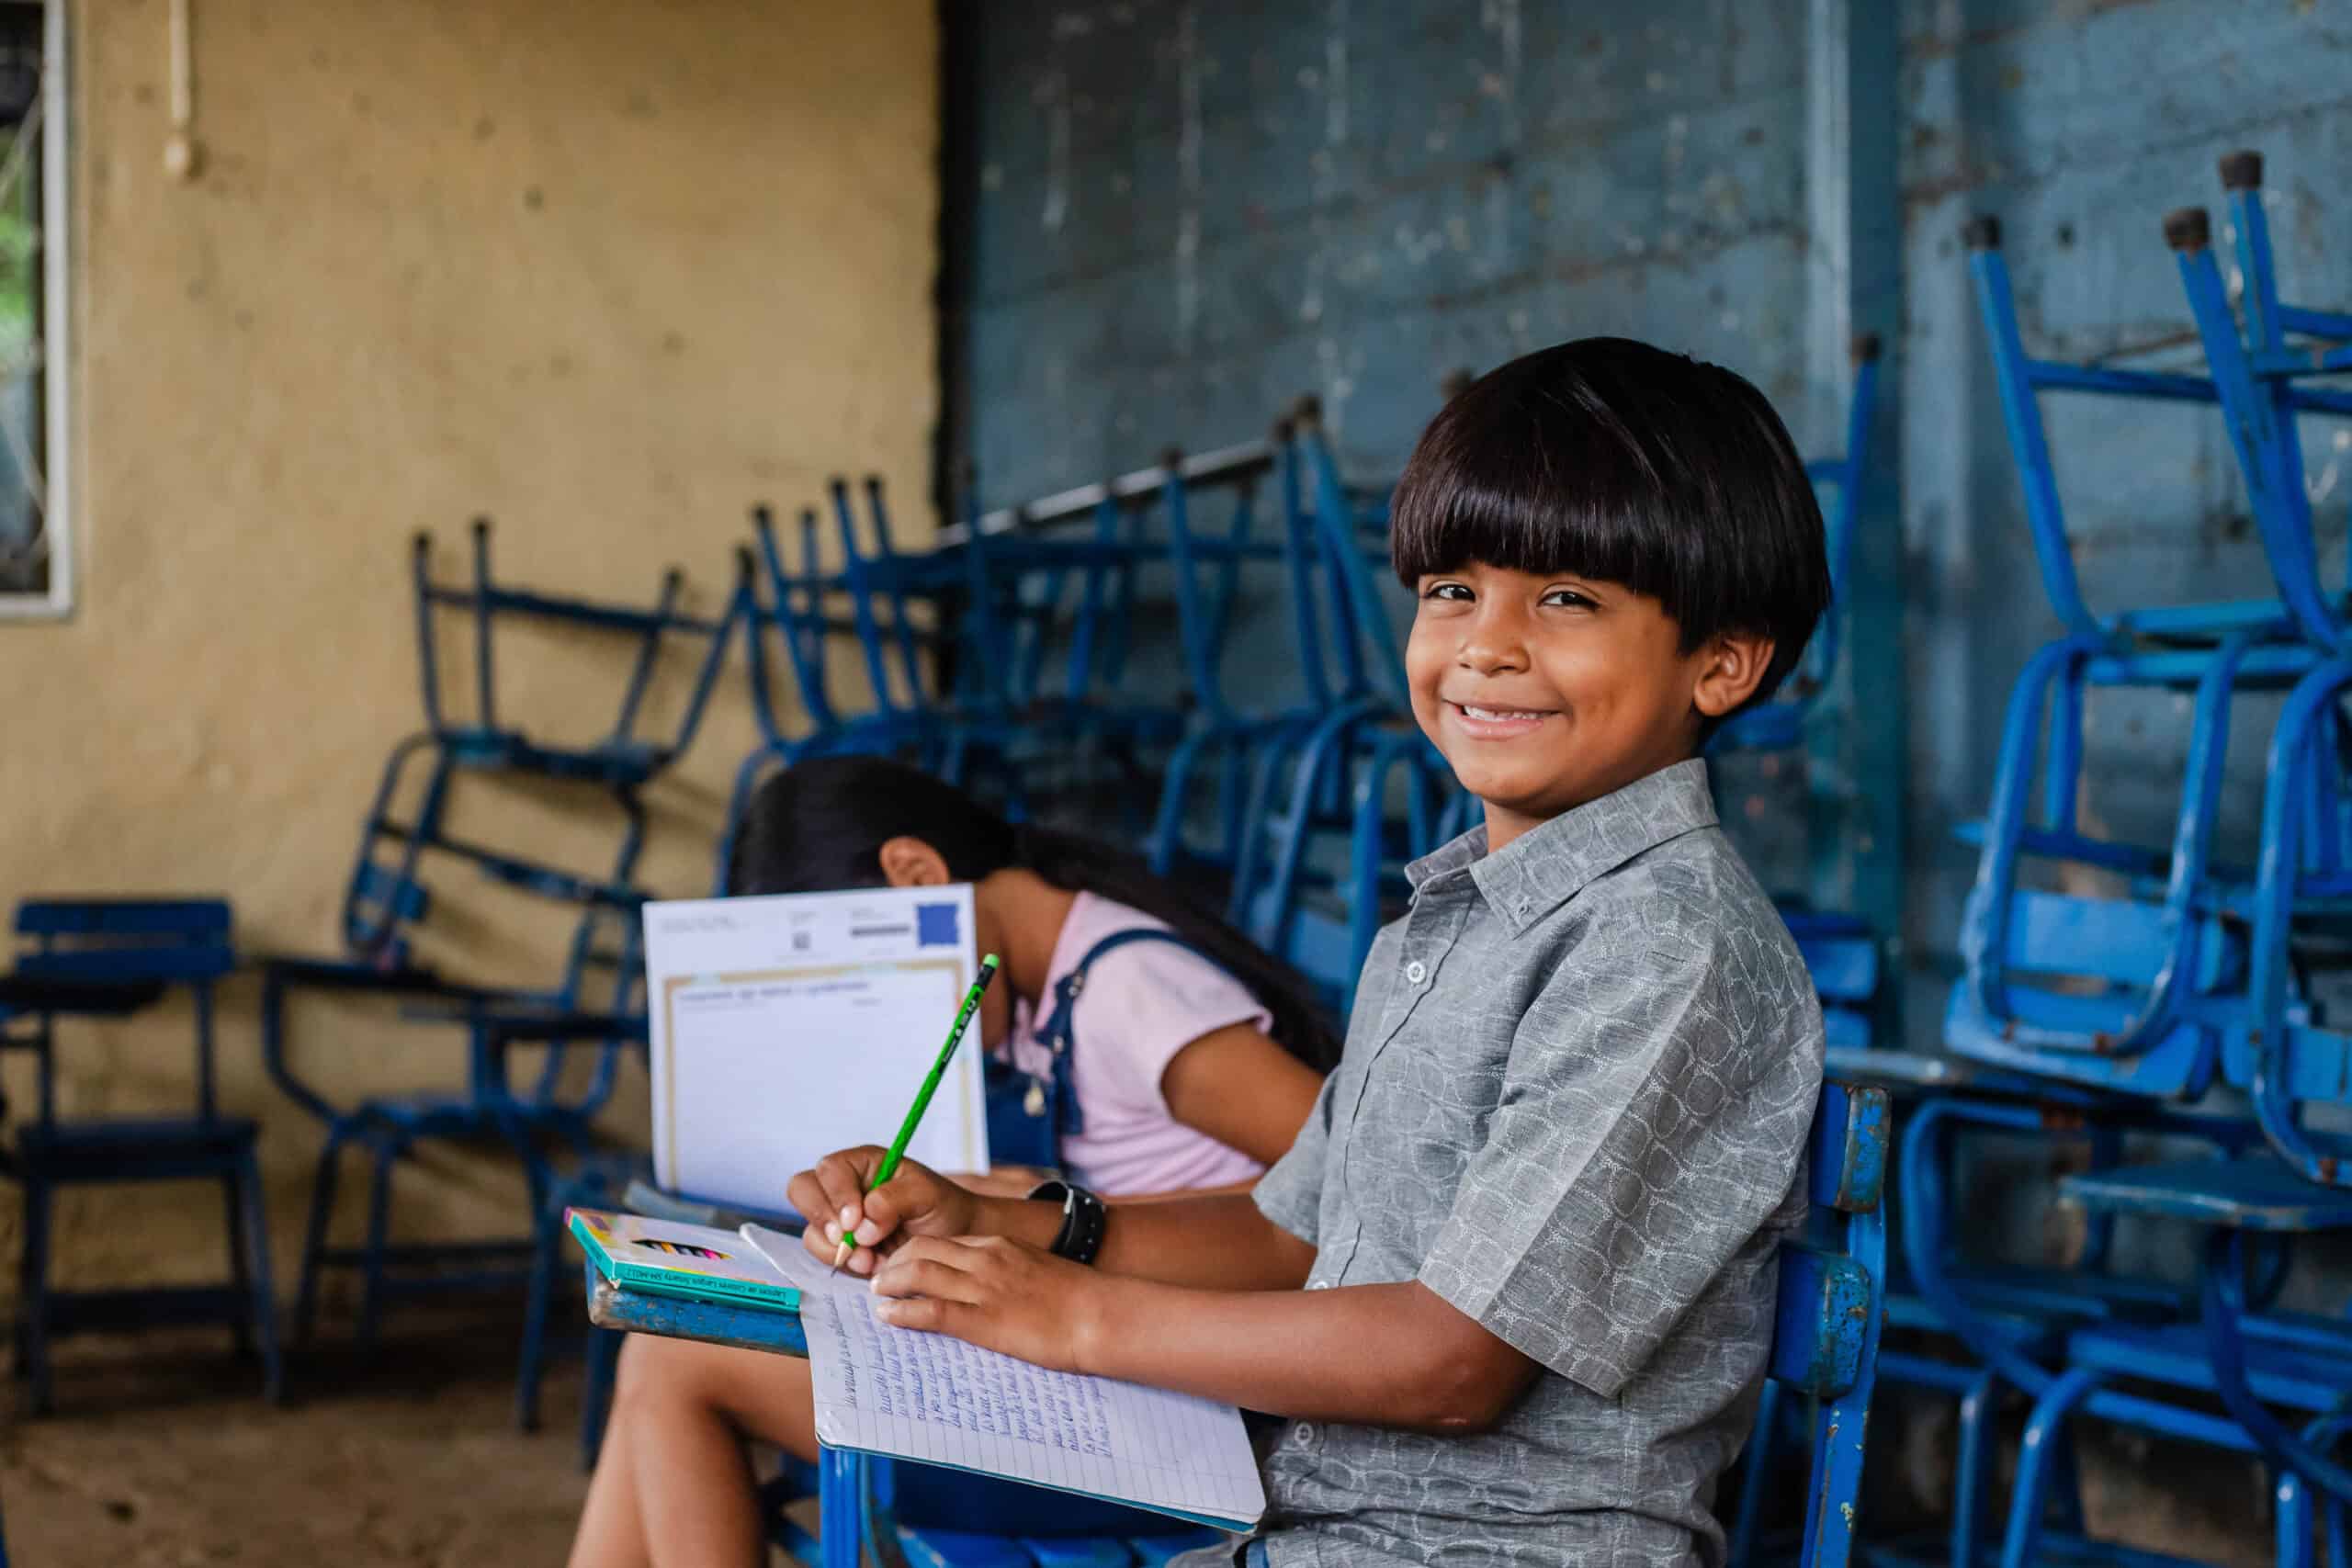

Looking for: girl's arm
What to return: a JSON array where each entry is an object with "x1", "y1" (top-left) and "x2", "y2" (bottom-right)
[
  {"x1": 875, "y1": 1237, "x2": 1541, "y2": 1433},
  {"x1": 1158, "y1": 1021, "x2": 1325, "y2": 1168}
]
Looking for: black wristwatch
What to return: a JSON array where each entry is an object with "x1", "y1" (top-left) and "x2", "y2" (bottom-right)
[{"x1": 1025, "y1": 1179, "x2": 1108, "y2": 1266}]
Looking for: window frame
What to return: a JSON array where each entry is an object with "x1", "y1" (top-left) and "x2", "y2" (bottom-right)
[{"x1": 0, "y1": 0, "x2": 68, "y2": 621}]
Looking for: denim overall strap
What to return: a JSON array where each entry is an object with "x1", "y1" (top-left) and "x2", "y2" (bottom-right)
[{"x1": 1031, "y1": 927, "x2": 1222, "y2": 1138}]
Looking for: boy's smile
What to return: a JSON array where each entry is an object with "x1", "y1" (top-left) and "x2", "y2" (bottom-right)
[{"x1": 1408, "y1": 561, "x2": 1769, "y2": 850}]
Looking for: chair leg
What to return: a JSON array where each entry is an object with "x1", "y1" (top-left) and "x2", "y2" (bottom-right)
[
  {"x1": 1999, "y1": 1368, "x2": 2103, "y2": 1568},
  {"x1": 354, "y1": 1137, "x2": 398, "y2": 1353},
  {"x1": 2280, "y1": 1470, "x2": 2315, "y2": 1568},
  {"x1": 294, "y1": 1129, "x2": 346, "y2": 1347},
  {"x1": 817, "y1": 1448, "x2": 864, "y2": 1568},
  {"x1": 2047, "y1": 1415, "x2": 2089, "y2": 1536},
  {"x1": 1726, "y1": 1379, "x2": 1785, "y2": 1568},
  {"x1": 19, "y1": 1172, "x2": 52, "y2": 1416},
  {"x1": 1952, "y1": 1370, "x2": 2001, "y2": 1568},
  {"x1": 236, "y1": 1146, "x2": 286, "y2": 1404},
  {"x1": 221, "y1": 1169, "x2": 254, "y2": 1358},
  {"x1": 516, "y1": 1192, "x2": 559, "y2": 1433}
]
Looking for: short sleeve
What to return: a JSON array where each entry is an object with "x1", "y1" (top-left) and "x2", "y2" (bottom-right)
[
  {"x1": 1251, "y1": 1071, "x2": 1333, "y2": 1244},
  {"x1": 1416, "y1": 921, "x2": 1822, "y2": 1397},
  {"x1": 1069, "y1": 938, "x2": 1273, "y2": 1118}
]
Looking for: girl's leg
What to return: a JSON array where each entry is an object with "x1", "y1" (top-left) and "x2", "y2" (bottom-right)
[
  {"x1": 570, "y1": 1380, "x2": 651, "y2": 1568},
  {"x1": 567, "y1": 1333, "x2": 823, "y2": 1568}
]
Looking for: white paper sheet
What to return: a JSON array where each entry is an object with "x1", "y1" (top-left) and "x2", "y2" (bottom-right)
[
  {"x1": 645, "y1": 886, "x2": 989, "y2": 1213},
  {"x1": 745, "y1": 1226, "x2": 1267, "y2": 1529}
]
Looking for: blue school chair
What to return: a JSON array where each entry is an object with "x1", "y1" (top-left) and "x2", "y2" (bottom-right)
[
  {"x1": 1716, "y1": 1079, "x2": 1891, "y2": 1568},
  {"x1": 1223, "y1": 407, "x2": 1417, "y2": 999},
  {"x1": 1, "y1": 898, "x2": 280, "y2": 1413},
  {"x1": 263, "y1": 527, "x2": 718, "y2": 1365},
  {"x1": 2166, "y1": 155, "x2": 2352, "y2": 658},
  {"x1": 1942, "y1": 215, "x2": 2345, "y2": 1098},
  {"x1": 503, "y1": 1008, "x2": 652, "y2": 1436},
  {"x1": 264, "y1": 885, "x2": 647, "y2": 1359},
  {"x1": 1148, "y1": 431, "x2": 1363, "y2": 887}
]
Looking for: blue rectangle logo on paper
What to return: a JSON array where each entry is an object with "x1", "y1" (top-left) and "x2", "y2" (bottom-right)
[{"x1": 915, "y1": 902, "x2": 960, "y2": 948}]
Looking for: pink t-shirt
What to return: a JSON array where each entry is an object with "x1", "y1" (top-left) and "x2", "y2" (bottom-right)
[{"x1": 1000, "y1": 891, "x2": 1273, "y2": 1197}]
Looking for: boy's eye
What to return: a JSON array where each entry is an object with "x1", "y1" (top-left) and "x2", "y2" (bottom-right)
[
  {"x1": 1541, "y1": 588, "x2": 1596, "y2": 609},
  {"x1": 1421, "y1": 581, "x2": 1474, "y2": 603}
]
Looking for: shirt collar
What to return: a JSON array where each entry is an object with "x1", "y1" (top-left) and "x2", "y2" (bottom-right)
[{"x1": 1404, "y1": 757, "x2": 1720, "y2": 935}]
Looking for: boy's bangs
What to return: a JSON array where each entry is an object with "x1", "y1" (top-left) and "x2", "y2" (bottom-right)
[{"x1": 1389, "y1": 468, "x2": 1679, "y2": 606}]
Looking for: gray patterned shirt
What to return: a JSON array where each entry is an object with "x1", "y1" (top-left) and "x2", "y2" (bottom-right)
[{"x1": 1178, "y1": 758, "x2": 1824, "y2": 1568}]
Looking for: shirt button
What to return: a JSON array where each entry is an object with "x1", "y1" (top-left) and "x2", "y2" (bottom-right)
[
  {"x1": 1405, "y1": 961, "x2": 1428, "y2": 985},
  {"x1": 1307, "y1": 1280, "x2": 1332, "y2": 1290},
  {"x1": 1294, "y1": 1423, "x2": 1317, "y2": 1446}
]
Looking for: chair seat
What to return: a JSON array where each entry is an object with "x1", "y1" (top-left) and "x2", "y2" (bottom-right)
[
  {"x1": 2064, "y1": 1317, "x2": 2352, "y2": 1412},
  {"x1": 2060, "y1": 1156, "x2": 2352, "y2": 1233},
  {"x1": 1822, "y1": 1045, "x2": 2100, "y2": 1102},
  {"x1": 442, "y1": 728, "x2": 668, "y2": 786},
  {"x1": 896, "y1": 1525, "x2": 1224, "y2": 1568},
  {"x1": 0, "y1": 975, "x2": 166, "y2": 1016},
  {"x1": 19, "y1": 1114, "x2": 257, "y2": 1156},
  {"x1": 17, "y1": 1115, "x2": 259, "y2": 1183}
]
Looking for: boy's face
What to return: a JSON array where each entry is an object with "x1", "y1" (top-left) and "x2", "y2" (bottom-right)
[{"x1": 1406, "y1": 562, "x2": 1770, "y2": 849}]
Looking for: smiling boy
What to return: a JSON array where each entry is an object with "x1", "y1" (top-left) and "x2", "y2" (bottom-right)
[{"x1": 791, "y1": 338, "x2": 1834, "y2": 1567}]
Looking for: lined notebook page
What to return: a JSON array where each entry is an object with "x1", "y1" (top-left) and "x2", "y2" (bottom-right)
[{"x1": 745, "y1": 1226, "x2": 1266, "y2": 1528}]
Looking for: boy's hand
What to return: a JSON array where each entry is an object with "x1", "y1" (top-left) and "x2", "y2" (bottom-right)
[
  {"x1": 787, "y1": 1148, "x2": 979, "y2": 1279},
  {"x1": 869, "y1": 1235, "x2": 1109, "y2": 1373}
]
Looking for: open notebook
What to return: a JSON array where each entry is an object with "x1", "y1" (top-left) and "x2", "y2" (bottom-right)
[{"x1": 744, "y1": 1225, "x2": 1267, "y2": 1533}]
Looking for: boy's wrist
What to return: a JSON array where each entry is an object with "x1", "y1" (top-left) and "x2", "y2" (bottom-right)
[
  {"x1": 1068, "y1": 1269, "x2": 1132, "y2": 1379},
  {"x1": 974, "y1": 1193, "x2": 1066, "y2": 1249}
]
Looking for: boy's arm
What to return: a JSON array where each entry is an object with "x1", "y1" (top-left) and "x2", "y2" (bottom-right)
[
  {"x1": 875, "y1": 1238, "x2": 1540, "y2": 1432},
  {"x1": 789, "y1": 1150, "x2": 1317, "y2": 1292}
]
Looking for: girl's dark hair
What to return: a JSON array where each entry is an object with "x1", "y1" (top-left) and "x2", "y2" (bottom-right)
[
  {"x1": 1391, "y1": 336, "x2": 1832, "y2": 710},
  {"x1": 727, "y1": 756, "x2": 1341, "y2": 1072}
]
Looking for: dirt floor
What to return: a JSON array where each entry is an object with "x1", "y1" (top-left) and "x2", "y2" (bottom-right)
[
  {"x1": 3, "y1": 1319, "x2": 2278, "y2": 1568},
  {"x1": 2, "y1": 1314, "x2": 607, "y2": 1567}
]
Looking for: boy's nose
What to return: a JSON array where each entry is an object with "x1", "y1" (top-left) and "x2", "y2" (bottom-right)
[{"x1": 1455, "y1": 611, "x2": 1529, "y2": 673}]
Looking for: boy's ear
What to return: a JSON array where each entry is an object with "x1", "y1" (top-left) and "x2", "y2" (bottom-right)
[
  {"x1": 876, "y1": 836, "x2": 954, "y2": 888},
  {"x1": 1690, "y1": 633, "x2": 1777, "y2": 719}
]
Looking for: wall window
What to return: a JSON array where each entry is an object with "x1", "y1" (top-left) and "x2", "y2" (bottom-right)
[{"x1": 0, "y1": 0, "x2": 65, "y2": 618}]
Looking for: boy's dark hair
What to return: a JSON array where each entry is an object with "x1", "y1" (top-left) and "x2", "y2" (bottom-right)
[{"x1": 1390, "y1": 337, "x2": 1832, "y2": 712}]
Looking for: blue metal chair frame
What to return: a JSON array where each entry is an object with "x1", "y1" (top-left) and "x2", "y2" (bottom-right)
[
  {"x1": 1711, "y1": 334, "x2": 1884, "y2": 757},
  {"x1": 2056, "y1": 1156, "x2": 2352, "y2": 1565},
  {"x1": 1946, "y1": 212, "x2": 2352, "y2": 1095},
  {"x1": 1888, "y1": 1090, "x2": 2352, "y2": 1568},
  {"x1": 1148, "y1": 430, "x2": 1362, "y2": 888},
  {"x1": 2, "y1": 898, "x2": 279, "y2": 1413},
  {"x1": 1723, "y1": 1079, "x2": 1892, "y2": 1568},
  {"x1": 264, "y1": 868, "x2": 648, "y2": 1360},
  {"x1": 409, "y1": 519, "x2": 747, "y2": 785},
  {"x1": 263, "y1": 528, "x2": 724, "y2": 1367}
]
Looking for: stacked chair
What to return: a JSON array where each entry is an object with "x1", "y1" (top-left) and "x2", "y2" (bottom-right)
[
  {"x1": 260, "y1": 522, "x2": 741, "y2": 1374},
  {"x1": 1829, "y1": 150, "x2": 2352, "y2": 1568}
]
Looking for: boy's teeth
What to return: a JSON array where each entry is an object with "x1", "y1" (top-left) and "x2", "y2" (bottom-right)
[{"x1": 1464, "y1": 705, "x2": 1541, "y2": 720}]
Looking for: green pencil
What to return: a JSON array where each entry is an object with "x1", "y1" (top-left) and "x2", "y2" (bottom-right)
[{"x1": 833, "y1": 953, "x2": 1001, "y2": 1268}]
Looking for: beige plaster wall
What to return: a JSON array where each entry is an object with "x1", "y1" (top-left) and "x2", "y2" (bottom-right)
[{"x1": 0, "y1": 0, "x2": 938, "y2": 1298}]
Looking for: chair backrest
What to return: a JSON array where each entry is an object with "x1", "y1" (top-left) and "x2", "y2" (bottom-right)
[
  {"x1": 1288, "y1": 409, "x2": 1409, "y2": 711},
  {"x1": 411, "y1": 519, "x2": 747, "y2": 768},
  {"x1": 1765, "y1": 1077, "x2": 1888, "y2": 1568},
  {"x1": 12, "y1": 898, "x2": 236, "y2": 1123},
  {"x1": 2165, "y1": 152, "x2": 2352, "y2": 656}
]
